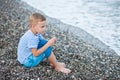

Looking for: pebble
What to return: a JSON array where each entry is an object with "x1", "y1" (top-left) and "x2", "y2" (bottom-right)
[{"x1": 1, "y1": 60, "x2": 5, "y2": 63}]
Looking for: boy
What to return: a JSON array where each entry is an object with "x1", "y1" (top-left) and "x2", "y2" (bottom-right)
[{"x1": 17, "y1": 13, "x2": 71, "y2": 74}]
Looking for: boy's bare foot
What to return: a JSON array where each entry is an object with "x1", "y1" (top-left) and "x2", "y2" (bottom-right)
[
  {"x1": 50, "y1": 62, "x2": 66, "y2": 67},
  {"x1": 55, "y1": 66, "x2": 71, "y2": 74}
]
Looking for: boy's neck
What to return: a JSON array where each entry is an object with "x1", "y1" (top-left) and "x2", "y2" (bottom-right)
[{"x1": 30, "y1": 28, "x2": 37, "y2": 35}]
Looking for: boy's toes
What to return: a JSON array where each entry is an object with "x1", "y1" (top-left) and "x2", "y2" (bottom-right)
[{"x1": 55, "y1": 67, "x2": 71, "y2": 74}]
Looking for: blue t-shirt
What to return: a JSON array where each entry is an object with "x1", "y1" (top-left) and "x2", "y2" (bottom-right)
[{"x1": 17, "y1": 30, "x2": 44, "y2": 64}]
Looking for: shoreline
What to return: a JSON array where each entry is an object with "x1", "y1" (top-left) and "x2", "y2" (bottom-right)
[
  {"x1": 46, "y1": 17, "x2": 117, "y2": 55},
  {"x1": 0, "y1": 0, "x2": 120, "y2": 79}
]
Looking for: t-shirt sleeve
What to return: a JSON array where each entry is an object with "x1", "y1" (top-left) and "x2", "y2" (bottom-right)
[{"x1": 27, "y1": 38, "x2": 38, "y2": 49}]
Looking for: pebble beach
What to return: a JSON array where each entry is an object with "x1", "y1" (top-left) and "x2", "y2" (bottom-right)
[{"x1": 0, "y1": 0, "x2": 120, "y2": 80}]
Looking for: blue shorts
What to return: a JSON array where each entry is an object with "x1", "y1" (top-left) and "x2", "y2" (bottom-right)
[{"x1": 23, "y1": 39, "x2": 53, "y2": 68}]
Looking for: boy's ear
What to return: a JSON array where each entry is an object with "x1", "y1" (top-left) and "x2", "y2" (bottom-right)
[{"x1": 31, "y1": 24, "x2": 35, "y2": 28}]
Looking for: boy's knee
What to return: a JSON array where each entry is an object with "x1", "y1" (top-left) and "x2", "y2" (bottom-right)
[{"x1": 37, "y1": 39, "x2": 48, "y2": 49}]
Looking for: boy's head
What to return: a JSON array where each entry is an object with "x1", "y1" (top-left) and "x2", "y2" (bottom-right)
[{"x1": 30, "y1": 13, "x2": 46, "y2": 34}]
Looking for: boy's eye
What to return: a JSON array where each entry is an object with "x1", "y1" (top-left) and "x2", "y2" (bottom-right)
[{"x1": 41, "y1": 26, "x2": 44, "y2": 28}]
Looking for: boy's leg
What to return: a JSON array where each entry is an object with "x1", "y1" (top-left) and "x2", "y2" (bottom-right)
[
  {"x1": 29, "y1": 46, "x2": 53, "y2": 67},
  {"x1": 50, "y1": 62, "x2": 66, "y2": 68},
  {"x1": 38, "y1": 39, "x2": 71, "y2": 73},
  {"x1": 23, "y1": 53, "x2": 45, "y2": 68},
  {"x1": 37, "y1": 39, "x2": 48, "y2": 49},
  {"x1": 48, "y1": 52, "x2": 71, "y2": 74}
]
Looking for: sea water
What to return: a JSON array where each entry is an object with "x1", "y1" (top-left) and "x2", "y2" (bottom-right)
[{"x1": 22, "y1": 0, "x2": 120, "y2": 55}]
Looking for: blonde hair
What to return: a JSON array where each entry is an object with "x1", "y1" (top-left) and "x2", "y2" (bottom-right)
[{"x1": 30, "y1": 13, "x2": 46, "y2": 27}]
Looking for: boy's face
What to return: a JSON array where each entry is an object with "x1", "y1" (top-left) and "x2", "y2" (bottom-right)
[{"x1": 34, "y1": 21, "x2": 46, "y2": 34}]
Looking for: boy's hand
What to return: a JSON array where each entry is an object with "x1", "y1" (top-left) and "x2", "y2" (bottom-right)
[{"x1": 47, "y1": 37, "x2": 57, "y2": 46}]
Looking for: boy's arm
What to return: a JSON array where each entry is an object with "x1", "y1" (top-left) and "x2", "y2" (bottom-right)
[
  {"x1": 31, "y1": 42, "x2": 50, "y2": 57},
  {"x1": 31, "y1": 37, "x2": 57, "y2": 57}
]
